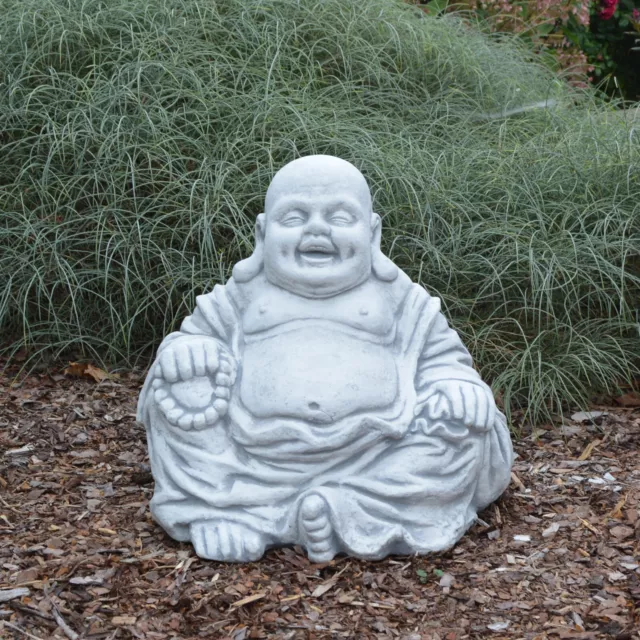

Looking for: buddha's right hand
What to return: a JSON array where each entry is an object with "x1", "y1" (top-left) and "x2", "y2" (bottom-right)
[{"x1": 150, "y1": 339, "x2": 236, "y2": 430}]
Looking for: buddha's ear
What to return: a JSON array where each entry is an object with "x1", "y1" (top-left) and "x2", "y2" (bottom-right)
[
  {"x1": 370, "y1": 212, "x2": 398, "y2": 282},
  {"x1": 232, "y1": 214, "x2": 265, "y2": 283}
]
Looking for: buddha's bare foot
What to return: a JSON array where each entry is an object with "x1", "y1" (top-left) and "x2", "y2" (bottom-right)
[
  {"x1": 190, "y1": 521, "x2": 265, "y2": 562},
  {"x1": 300, "y1": 494, "x2": 337, "y2": 563}
]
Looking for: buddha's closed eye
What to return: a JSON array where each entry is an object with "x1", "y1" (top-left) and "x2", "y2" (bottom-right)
[
  {"x1": 280, "y1": 210, "x2": 307, "y2": 226},
  {"x1": 328, "y1": 210, "x2": 355, "y2": 225}
]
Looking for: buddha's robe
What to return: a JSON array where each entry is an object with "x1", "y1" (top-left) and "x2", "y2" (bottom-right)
[{"x1": 138, "y1": 271, "x2": 513, "y2": 559}]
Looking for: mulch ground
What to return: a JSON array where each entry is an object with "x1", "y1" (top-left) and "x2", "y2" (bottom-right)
[{"x1": 0, "y1": 360, "x2": 639, "y2": 640}]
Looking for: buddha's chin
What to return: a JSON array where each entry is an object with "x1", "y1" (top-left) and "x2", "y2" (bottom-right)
[{"x1": 266, "y1": 265, "x2": 370, "y2": 299}]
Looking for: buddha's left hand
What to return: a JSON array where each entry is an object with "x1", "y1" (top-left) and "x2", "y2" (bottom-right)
[{"x1": 423, "y1": 381, "x2": 496, "y2": 431}]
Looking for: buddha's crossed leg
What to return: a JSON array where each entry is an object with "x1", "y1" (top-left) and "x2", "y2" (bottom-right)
[{"x1": 186, "y1": 495, "x2": 337, "y2": 563}]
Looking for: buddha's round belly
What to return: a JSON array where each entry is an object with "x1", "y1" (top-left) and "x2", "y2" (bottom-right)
[{"x1": 239, "y1": 327, "x2": 398, "y2": 423}]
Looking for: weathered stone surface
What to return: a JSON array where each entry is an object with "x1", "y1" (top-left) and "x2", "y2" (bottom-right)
[{"x1": 138, "y1": 155, "x2": 513, "y2": 562}]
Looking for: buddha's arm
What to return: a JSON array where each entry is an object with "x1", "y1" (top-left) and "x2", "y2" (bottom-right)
[
  {"x1": 415, "y1": 312, "x2": 496, "y2": 430},
  {"x1": 411, "y1": 309, "x2": 512, "y2": 504},
  {"x1": 163, "y1": 282, "x2": 239, "y2": 352},
  {"x1": 416, "y1": 313, "x2": 480, "y2": 385}
]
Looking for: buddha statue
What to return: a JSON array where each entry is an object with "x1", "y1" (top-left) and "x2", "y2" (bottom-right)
[{"x1": 137, "y1": 155, "x2": 513, "y2": 563}]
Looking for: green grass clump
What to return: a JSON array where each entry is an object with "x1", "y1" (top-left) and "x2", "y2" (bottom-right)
[{"x1": 1, "y1": 0, "x2": 638, "y2": 424}]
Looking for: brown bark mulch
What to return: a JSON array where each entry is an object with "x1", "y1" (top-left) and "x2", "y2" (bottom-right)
[{"x1": 1, "y1": 360, "x2": 639, "y2": 639}]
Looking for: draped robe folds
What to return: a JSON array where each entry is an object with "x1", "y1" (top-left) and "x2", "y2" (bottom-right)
[{"x1": 138, "y1": 273, "x2": 513, "y2": 560}]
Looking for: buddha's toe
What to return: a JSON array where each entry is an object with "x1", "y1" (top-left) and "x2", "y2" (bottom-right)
[
  {"x1": 216, "y1": 521, "x2": 233, "y2": 558},
  {"x1": 241, "y1": 529, "x2": 266, "y2": 561},
  {"x1": 300, "y1": 494, "x2": 337, "y2": 563},
  {"x1": 307, "y1": 541, "x2": 335, "y2": 563},
  {"x1": 190, "y1": 521, "x2": 265, "y2": 562},
  {"x1": 191, "y1": 521, "x2": 221, "y2": 560},
  {"x1": 300, "y1": 494, "x2": 326, "y2": 521},
  {"x1": 307, "y1": 521, "x2": 332, "y2": 542}
]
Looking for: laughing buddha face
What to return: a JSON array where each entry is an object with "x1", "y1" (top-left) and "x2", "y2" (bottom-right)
[
  {"x1": 261, "y1": 156, "x2": 377, "y2": 298},
  {"x1": 231, "y1": 155, "x2": 398, "y2": 297}
]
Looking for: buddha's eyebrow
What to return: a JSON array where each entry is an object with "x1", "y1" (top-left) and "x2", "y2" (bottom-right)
[
  {"x1": 323, "y1": 197, "x2": 363, "y2": 214},
  {"x1": 270, "y1": 197, "x2": 311, "y2": 216}
]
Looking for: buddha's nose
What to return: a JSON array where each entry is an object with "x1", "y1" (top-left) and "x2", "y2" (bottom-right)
[{"x1": 304, "y1": 213, "x2": 331, "y2": 235}]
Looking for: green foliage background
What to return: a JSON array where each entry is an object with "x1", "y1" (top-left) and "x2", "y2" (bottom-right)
[
  {"x1": 1, "y1": 0, "x2": 639, "y2": 423},
  {"x1": 581, "y1": 0, "x2": 640, "y2": 100}
]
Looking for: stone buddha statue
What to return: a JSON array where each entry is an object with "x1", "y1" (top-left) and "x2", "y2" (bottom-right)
[{"x1": 137, "y1": 155, "x2": 513, "y2": 563}]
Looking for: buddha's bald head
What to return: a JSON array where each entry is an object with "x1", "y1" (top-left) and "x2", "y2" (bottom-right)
[
  {"x1": 233, "y1": 155, "x2": 397, "y2": 296},
  {"x1": 265, "y1": 155, "x2": 372, "y2": 218}
]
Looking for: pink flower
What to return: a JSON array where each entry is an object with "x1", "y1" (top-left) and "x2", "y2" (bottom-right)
[
  {"x1": 632, "y1": 8, "x2": 640, "y2": 21},
  {"x1": 599, "y1": 0, "x2": 618, "y2": 20},
  {"x1": 572, "y1": 0, "x2": 591, "y2": 26}
]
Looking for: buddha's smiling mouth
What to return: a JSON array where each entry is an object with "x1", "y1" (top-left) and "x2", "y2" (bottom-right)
[{"x1": 296, "y1": 240, "x2": 338, "y2": 265}]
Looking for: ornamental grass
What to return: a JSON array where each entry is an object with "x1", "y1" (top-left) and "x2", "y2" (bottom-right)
[{"x1": 1, "y1": 0, "x2": 638, "y2": 424}]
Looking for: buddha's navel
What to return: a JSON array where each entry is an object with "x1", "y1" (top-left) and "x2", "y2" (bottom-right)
[{"x1": 239, "y1": 325, "x2": 398, "y2": 423}]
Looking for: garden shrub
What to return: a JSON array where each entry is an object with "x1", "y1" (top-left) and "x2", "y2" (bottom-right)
[
  {"x1": 0, "y1": 0, "x2": 638, "y2": 424},
  {"x1": 582, "y1": 0, "x2": 640, "y2": 100},
  {"x1": 444, "y1": 0, "x2": 594, "y2": 84},
  {"x1": 430, "y1": 0, "x2": 640, "y2": 99}
]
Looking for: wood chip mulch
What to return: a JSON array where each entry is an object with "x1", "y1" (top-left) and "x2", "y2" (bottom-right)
[{"x1": 0, "y1": 361, "x2": 639, "y2": 640}]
